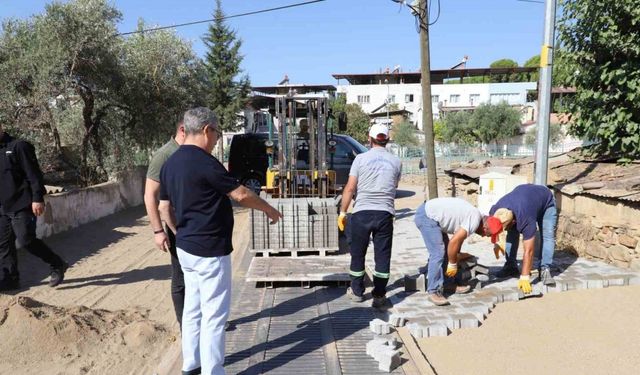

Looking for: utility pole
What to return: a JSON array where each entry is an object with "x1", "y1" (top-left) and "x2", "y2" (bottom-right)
[
  {"x1": 419, "y1": 0, "x2": 438, "y2": 199},
  {"x1": 534, "y1": 0, "x2": 557, "y2": 185}
]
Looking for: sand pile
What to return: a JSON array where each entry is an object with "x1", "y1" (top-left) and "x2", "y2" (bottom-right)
[{"x1": 0, "y1": 296, "x2": 174, "y2": 375}]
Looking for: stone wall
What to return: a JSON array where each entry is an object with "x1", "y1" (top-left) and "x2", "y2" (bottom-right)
[
  {"x1": 554, "y1": 190, "x2": 640, "y2": 270},
  {"x1": 36, "y1": 167, "x2": 146, "y2": 238}
]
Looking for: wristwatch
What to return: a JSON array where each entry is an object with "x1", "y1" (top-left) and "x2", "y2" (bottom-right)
[{"x1": 153, "y1": 229, "x2": 165, "y2": 234}]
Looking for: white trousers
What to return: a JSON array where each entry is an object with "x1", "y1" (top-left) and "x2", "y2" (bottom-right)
[{"x1": 177, "y1": 248, "x2": 232, "y2": 375}]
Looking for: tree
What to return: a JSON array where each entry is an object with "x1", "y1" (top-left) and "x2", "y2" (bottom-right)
[
  {"x1": 329, "y1": 96, "x2": 370, "y2": 144},
  {"x1": 203, "y1": 0, "x2": 250, "y2": 135},
  {"x1": 523, "y1": 55, "x2": 540, "y2": 82},
  {"x1": 0, "y1": 0, "x2": 208, "y2": 185},
  {"x1": 470, "y1": 103, "x2": 521, "y2": 144},
  {"x1": 393, "y1": 121, "x2": 419, "y2": 147},
  {"x1": 490, "y1": 58, "x2": 519, "y2": 83},
  {"x1": 441, "y1": 111, "x2": 475, "y2": 145},
  {"x1": 525, "y1": 123, "x2": 565, "y2": 147},
  {"x1": 558, "y1": 0, "x2": 640, "y2": 160}
]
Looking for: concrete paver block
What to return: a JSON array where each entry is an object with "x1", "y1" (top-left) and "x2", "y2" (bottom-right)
[
  {"x1": 602, "y1": 275, "x2": 626, "y2": 287},
  {"x1": 500, "y1": 288, "x2": 520, "y2": 302},
  {"x1": 560, "y1": 278, "x2": 587, "y2": 291},
  {"x1": 388, "y1": 313, "x2": 407, "y2": 327},
  {"x1": 425, "y1": 323, "x2": 448, "y2": 337},
  {"x1": 585, "y1": 274, "x2": 605, "y2": 289},
  {"x1": 406, "y1": 322, "x2": 424, "y2": 338},
  {"x1": 377, "y1": 347, "x2": 401, "y2": 373},
  {"x1": 404, "y1": 273, "x2": 427, "y2": 292},
  {"x1": 628, "y1": 275, "x2": 640, "y2": 286},
  {"x1": 370, "y1": 318, "x2": 392, "y2": 335},
  {"x1": 451, "y1": 313, "x2": 480, "y2": 329}
]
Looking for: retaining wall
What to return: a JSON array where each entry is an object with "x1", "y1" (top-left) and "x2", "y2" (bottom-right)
[{"x1": 37, "y1": 167, "x2": 146, "y2": 238}]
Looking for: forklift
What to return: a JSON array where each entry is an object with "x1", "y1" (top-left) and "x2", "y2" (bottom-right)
[{"x1": 246, "y1": 94, "x2": 352, "y2": 288}]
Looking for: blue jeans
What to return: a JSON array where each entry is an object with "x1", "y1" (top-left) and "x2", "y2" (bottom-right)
[
  {"x1": 504, "y1": 205, "x2": 557, "y2": 270},
  {"x1": 414, "y1": 203, "x2": 451, "y2": 294}
]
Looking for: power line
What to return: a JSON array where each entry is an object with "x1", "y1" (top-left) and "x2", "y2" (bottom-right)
[{"x1": 117, "y1": 0, "x2": 327, "y2": 36}]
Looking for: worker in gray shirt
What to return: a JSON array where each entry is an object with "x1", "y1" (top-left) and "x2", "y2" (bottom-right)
[
  {"x1": 338, "y1": 124, "x2": 402, "y2": 309},
  {"x1": 414, "y1": 198, "x2": 503, "y2": 306}
]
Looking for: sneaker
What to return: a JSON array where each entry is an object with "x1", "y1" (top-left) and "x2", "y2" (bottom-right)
[
  {"x1": 445, "y1": 284, "x2": 472, "y2": 294},
  {"x1": 495, "y1": 264, "x2": 520, "y2": 279},
  {"x1": 49, "y1": 262, "x2": 69, "y2": 287},
  {"x1": 428, "y1": 291, "x2": 450, "y2": 306},
  {"x1": 540, "y1": 267, "x2": 556, "y2": 286},
  {"x1": 371, "y1": 295, "x2": 390, "y2": 309},
  {"x1": 346, "y1": 287, "x2": 364, "y2": 302}
]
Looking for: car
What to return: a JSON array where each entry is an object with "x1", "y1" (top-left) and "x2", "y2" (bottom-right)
[{"x1": 228, "y1": 132, "x2": 367, "y2": 192}]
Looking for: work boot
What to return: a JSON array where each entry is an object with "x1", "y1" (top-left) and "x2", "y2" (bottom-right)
[
  {"x1": 49, "y1": 262, "x2": 69, "y2": 287},
  {"x1": 428, "y1": 291, "x2": 450, "y2": 306},
  {"x1": 495, "y1": 264, "x2": 520, "y2": 279},
  {"x1": 445, "y1": 284, "x2": 472, "y2": 295},
  {"x1": 346, "y1": 287, "x2": 364, "y2": 303},
  {"x1": 540, "y1": 267, "x2": 556, "y2": 286},
  {"x1": 182, "y1": 367, "x2": 201, "y2": 375},
  {"x1": 371, "y1": 295, "x2": 390, "y2": 310}
]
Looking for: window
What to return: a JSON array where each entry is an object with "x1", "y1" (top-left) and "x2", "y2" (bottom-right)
[
  {"x1": 431, "y1": 95, "x2": 439, "y2": 104},
  {"x1": 357, "y1": 95, "x2": 370, "y2": 104},
  {"x1": 449, "y1": 94, "x2": 460, "y2": 104},
  {"x1": 388, "y1": 95, "x2": 396, "y2": 103},
  {"x1": 490, "y1": 93, "x2": 520, "y2": 104},
  {"x1": 405, "y1": 94, "x2": 414, "y2": 103},
  {"x1": 469, "y1": 94, "x2": 480, "y2": 105}
]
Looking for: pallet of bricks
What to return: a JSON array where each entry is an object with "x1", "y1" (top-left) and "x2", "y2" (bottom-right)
[{"x1": 250, "y1": 198, "x2": 339, "y2": 257}]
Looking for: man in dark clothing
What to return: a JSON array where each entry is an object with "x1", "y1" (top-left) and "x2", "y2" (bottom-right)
[
  {"x1": 0, "y1": 122, "x2": 68, "y2": 290},
  {"x1": 144, "y1": 122, "x2": 186, "y2": 326},
  {"x1": 489, "y1": 184, "x2": 557, "y2": 294},
  {"x1": 159, "y1": 107, "x2": 281, "y2": 375}
]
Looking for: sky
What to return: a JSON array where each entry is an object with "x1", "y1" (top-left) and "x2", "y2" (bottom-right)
[{"x1": 1, "y1": 0, "x2": 548, "y2": 86}]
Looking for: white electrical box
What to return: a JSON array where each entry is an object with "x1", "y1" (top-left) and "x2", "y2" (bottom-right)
[{"x1": 477, "y1": 169, "x2": 527, "y2": 215}]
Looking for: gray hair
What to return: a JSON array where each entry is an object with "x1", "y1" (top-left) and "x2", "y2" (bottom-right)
[{"x1": 182, "y1": 107, "x2": 219, "y2": 135}]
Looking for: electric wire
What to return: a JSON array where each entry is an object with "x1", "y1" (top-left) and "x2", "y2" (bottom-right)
[{"x1": 117, "y1": 0, "x2": 327, "y2": 36}]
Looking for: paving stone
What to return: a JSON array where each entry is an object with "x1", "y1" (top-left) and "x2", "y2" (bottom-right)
[
  {"x1": 377, "y1": 347, "x2": 401, "y2": 373},
  {"x1": 585, "y1": 274, "x2": 605, "y2": 289},
  {"x1": 560, "y1": 277, "x2": 587, "y2": 291},
  {"x1": 370, "y1": 318, "x2": 392, "y2": 335},
  {"x1": 425, "y1": 323, "x2": 448, "y2": 337},
  {"x1": 602, "y1": 274, "x2": 626, "y2": 287},
  {"x1": 403, "y1": 273, "x2": 427, "y2": 292},
  {"x1": 628, "y1": 275, "x2": 640, "y2": 286},
  {"x1": 474, "y1": 264, "x2": 490, "y2": 275},
  {"x1": 388, "y1": 313, "x2": 407, "y2": 327},
  {"x1": 500, "y1": 288, "x2": 520, "y2": 302},
  {"x1": 451, "y1": 313, "x2": 480, "y2": 329},
  {"x1": 406, "y1": 322, "x2": 425, "y2": 338},
  {"x1": 428, "y1": 316, "x2": 455, "y2": 330}
]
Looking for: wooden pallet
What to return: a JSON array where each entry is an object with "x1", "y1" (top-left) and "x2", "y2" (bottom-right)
[
  {"x1": 246, "y1": 255, "x2": 351, "y2": 288},
  {"x1": 249, "y1": 247, "x2": 339, "y2": 257}
]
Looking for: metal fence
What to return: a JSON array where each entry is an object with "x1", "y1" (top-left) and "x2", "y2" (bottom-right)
[{"x1": 396, "y1": 140, "x2": 586, "y2": 175}]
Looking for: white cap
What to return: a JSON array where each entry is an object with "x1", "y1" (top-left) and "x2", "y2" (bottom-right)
[{"x1": 368, "y1": 124, "x2": 389, "y2": 141}]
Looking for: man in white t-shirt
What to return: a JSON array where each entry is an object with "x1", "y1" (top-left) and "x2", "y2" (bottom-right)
[{"x1": 414, "y1": 197, "x2": 503, "y2": 306}]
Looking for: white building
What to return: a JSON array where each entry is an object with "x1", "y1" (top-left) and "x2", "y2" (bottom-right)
[{"x1": 333, "y1": 68, "x2": 538, "y2": 130}]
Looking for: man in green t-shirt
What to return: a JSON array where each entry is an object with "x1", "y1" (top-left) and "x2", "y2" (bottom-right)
[{"x1": 144, "y1": 122, "x2": 185, "y2": 326}]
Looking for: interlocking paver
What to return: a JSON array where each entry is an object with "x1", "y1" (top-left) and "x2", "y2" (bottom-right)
[{"x1": 361, "y1": 207, "x2": 640, "y2": 342}]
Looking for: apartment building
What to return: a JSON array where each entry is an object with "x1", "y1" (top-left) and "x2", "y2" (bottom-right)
[{"x1": 333, "y1": 67, "x2": 537, "y2": 130}]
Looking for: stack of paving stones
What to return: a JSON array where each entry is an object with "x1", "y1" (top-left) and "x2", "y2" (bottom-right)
[
  {"x1": 366, "y1": 317, "x2": 406, "y2": 372},
  {"x1": 362, "y1": 209, "x2": 640, "y2": 342},
  {"x1": 250, "y1": 197, "x2": 338, "y2": 254}
]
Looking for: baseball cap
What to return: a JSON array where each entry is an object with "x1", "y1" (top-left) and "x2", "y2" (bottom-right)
[
  {"x1": 489, "y1": 208, "x2": 514, "y2": 243},
  {"x1": 369, "y1": 124, "x2": 389, "y2": 141}
]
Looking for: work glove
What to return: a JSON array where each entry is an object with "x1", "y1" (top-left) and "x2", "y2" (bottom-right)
[
  {"x1": 445, "y1": 262, "x2": 458, "y2": 278},
  {"x1": 337, "y1": 212, "x2": 347, "y2": 232},
  {"x1": 493, "y1": 243, "x2": 505, "y2": 259},
  {"x1": 518, "y1": 275, "x2": 532, "y2": 294}
]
